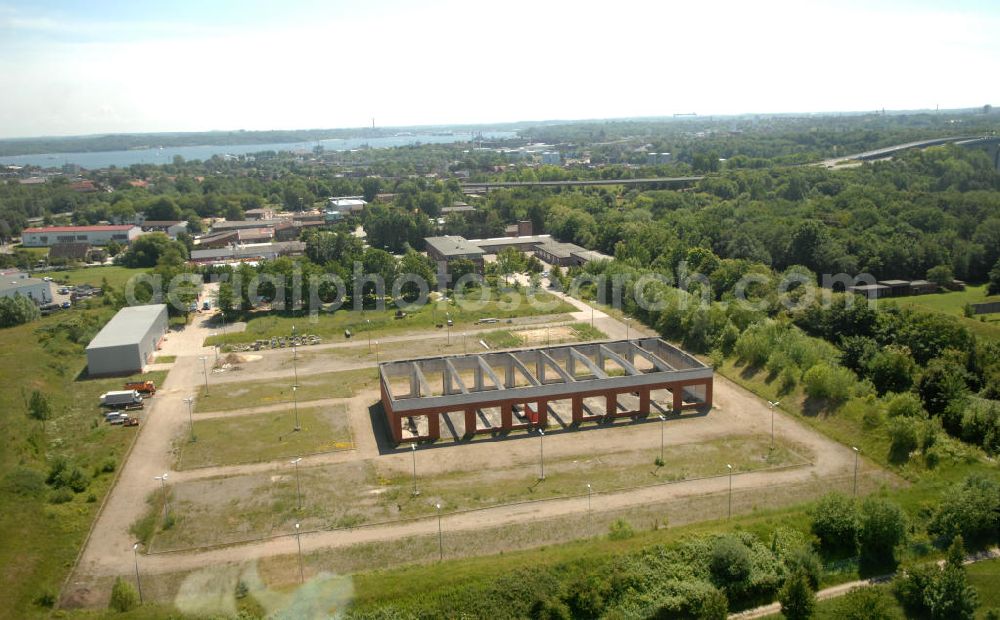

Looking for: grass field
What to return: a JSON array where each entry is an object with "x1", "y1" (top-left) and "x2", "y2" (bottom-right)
[
  {"x1": 887, "y1": 283, "x2": 1000, "y2": 340},
  {"x1": 153, "y1": 355, "x2": 176, "y2": 363},
  {"x1": 36, "y1": 265, "x2": 147, "y2": 291},
  {"x1": 194, "y1": 367, "x2": 375, "y2": 412},
  {"x1": 145, "y1": 434, "x2": 806, "y2": 552},
  {"x1": 0, "y1": 305, "x2": 167, "y2": 617},
  {"x1": 175, "y1": 405, "x2": 353, "y2": 469},
  {"x1": 205, "y1": 290, "x2": 577, "y2": 347}
]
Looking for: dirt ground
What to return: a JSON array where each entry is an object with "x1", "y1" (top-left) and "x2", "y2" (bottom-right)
[{"x1": 63, "y1": 283, "x2": 895, "y2": 610}]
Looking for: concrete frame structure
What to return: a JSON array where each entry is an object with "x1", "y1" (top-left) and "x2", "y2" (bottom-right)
[{"x1": 379, "y1": 338, "x2": 713, "y2": 444}]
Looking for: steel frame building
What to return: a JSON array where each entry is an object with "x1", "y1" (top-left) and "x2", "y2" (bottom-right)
[{"x1": 379, "y1": 338, "x2": 713, "y2": 443}]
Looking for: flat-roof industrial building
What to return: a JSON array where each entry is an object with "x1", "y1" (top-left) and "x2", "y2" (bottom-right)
[
  {"x1": 85, "y1": 304, "x2": 168, "y2": 376},
  {"x1": 379, "y1": 338, "x2": 713, "y2": 443}
]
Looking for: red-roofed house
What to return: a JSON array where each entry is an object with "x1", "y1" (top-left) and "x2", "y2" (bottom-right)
[{"x1": 21, "y1": 225, "x2": 141, "y2": 247}]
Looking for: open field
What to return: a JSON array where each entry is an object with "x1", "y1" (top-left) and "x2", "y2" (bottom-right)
[
  {"x1": 887, "y1": 283, "x2": 1000, "y2": 340},
  {"x1": 195, "y1": 367, "x2": 375, "y2": 412},
  {"x1": 144, "y1": 433, "x2": 807, "y2": 552},
  {"x1": 154, "y1": 355, "x2": 176, "y2": 363},
  {"x1": 204, "y1": 289, "x2": 577, "y2": 347},
  {"x1": 36, "y1": 265, "x2": 146, "y2": 291},
  {"x1": 0, "y1": 305, "x2": 168, "y2": 617},
  {"x1": 175, "y1": 405, "x2": 353, "y2": 469}
]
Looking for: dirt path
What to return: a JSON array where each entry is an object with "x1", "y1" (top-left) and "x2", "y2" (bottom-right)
[{"x1": 730, "y1": 547, "x2": 1000, "y2": 619}]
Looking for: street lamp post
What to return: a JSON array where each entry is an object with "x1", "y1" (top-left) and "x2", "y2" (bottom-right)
[
  {"x1": 726, "y1": 464, "x2": 733, "y2": 520},
  {"x1": 210, "y1": 334, "x2": 218, "y2": 365},
  {"x1": 366, "y1": 319, "x2": 371, "y2": 352},
  {"x1": 294, "y1": 523, "x2": 304, "y2": 583},
  {"x1": 852, "y1": 446, "x2": 860, "y2": 496},
  {"x1": 291, "y1": 325, "x2": 298, "y2": 386},
  {"x1": 586, "y1": 483, "x2": 592, "y2": 515},
  {"x1": 199, "y1": 355, "x2": 209, "y2": 395},
  {"x1": 184, "y1": 396, "x2": 196, "y2": 442},
  {"x1": 374, "y1": 341, "x2": 380, "y2": 366},
  {"x1": 436, "y1": 503, "x2": 443, "y2": 561},
  {"x1": 625, "y1": 317, "x2": 631, "y2": 341},
  {"x1": 768, "y1": 401, "x2": 780, "y2": 451},
  {"x1": 292, "y1": 385, "x2": 301, "y2": 432},
  {"x1": 410, "y1": 443, "x2": 419, "y2": 496},
  {"x1": 132, "y1": 543, "x2": 144, "y2": 604},
  {"x1": 446, "y1": 314, "x2": 451, "y2": 345},
  {"x1": 290, "y1": 457, "x2": 302, "y2": 511},
  {"x1": 462, "y1": 332, "x2": 467, "y2": 355},
  {"x1": 154, "y1": 473, "x2": 169, "y2": 520},
  {"x1": 591, "y1": 304, "x2": 595, "y2": 328},
  {"x1": 538, "y1": 428, "x2": 545, "y2": 481},
  {"x1": 658, "y1": 414, "x2": 666, "y2": 463}
]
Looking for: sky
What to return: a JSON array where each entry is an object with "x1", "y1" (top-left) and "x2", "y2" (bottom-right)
[{"x1": 0, "y1": 0, "x2": 998, "y2": 139}]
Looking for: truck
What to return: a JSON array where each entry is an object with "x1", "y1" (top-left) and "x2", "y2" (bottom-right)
[
  {"x1": 100, "y1": 390, "x2": 143, "y2": 409},
  {"x1": 124, "y1": 380, "x2": 156, "y2": 395}
]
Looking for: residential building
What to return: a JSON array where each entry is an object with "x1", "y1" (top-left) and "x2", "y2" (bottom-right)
[
  {"x1": 0, "y1": 272, "x2": 52, "y2": 304},
  {"x1": 245, "y1": 208, "x2": 276, "y2": 220},
  {"x1": 20, "y1": 225, "x2": 141, "y2": 247},
  {"x1": 85, "y1": 304, "x2": 169, "y2": 376},
  {"x1": 329, "y1": 196, "x2": 367, "y2": 215},
  {"x1": 188, "y1": 241, "x2": 307, "y2": 265},
  {"x1": 541, "y1": 151, "x2": 561, "y2": 165},
  {"x1": 424, "y1": 236, "x2": 485, "y2": 269}
]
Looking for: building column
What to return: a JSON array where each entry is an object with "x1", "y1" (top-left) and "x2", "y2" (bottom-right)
[
  {"x1": 390, "y1": 413, "x2": 402, "y2": 443},
  {"x1": 606, "y1": 391, "x2": 617, "y2": 417},
  {"x1": 703, "y1": 380, "x2": 713, "y2": 408},
  {"x1": 501, "y1": 402, "x2": 513, "y2": 430},
  {"x1": 474, "y1": 367, "x2": 483, "y2": 390},
  {"x1": 464, "y1": 407, "x2": 477, "y2": 436},
  {"x1": 639, "y1": 388, "x2": 651, "y2": 415},
  {"x1": 537, "y1": 399, "x2": 548, "y2": 428},
  {"x1": 672, "y1": 384, "x2": 683, "y2": 412},
  {"x1": 572, "y1": 395, "x2": 583, "y2": 424},
  {"x1": 428, "y1": 413, "x2": 441, "y2": 440}
]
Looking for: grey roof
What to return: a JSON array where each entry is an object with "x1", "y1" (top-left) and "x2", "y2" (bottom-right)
[
  {"x1": 878, "y1": 280, "x2": 911, "y2": 286},
  {"x1": 190, "y1": 241, "x2": 306, "y2": 261},
  {"x1": 0, "y1": 275, "x2": 47, "y2": 292},
  {"x1": 536, "y1": 241, "x2": 584, "y2": 259},
  {"x1": 211, "y1": 219, "x2": 282, "y2": 230},
  {"x1": 86, "y1": 304, "x2": 166, "y2": 350},
  {"x1": 848, "y1": 284, "x2": 889, "y2": 291},
  {"x1": 571, "y1": 249, "x2": 613, "y2": 263},
  {"x1": 424, "y1": 236, "x2": 485, "y2": 258}
]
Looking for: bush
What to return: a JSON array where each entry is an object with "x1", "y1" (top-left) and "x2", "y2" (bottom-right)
[
  {"x1": 32, "y1": 590, "x2": 56, "y2": 609},
  {"x1": 778, "y1": 571, "x2": 815, "y2": 620},
  {"x1": 888, "y1": 416, "x2": 921, "y2": 462},
  {"x1": 108, "y1": 577, "x2": 140, "y2": 613},
  {"x1": 529, "y1": 597, "x2": 571, "y2": 619},
  {"x1": 832, "y1": 585, "x2": 902, "y2": 619},
  {"x1": 49, "y1": 488, "x2": 73, "y2": 504},
  {"x1": 783, "y1": 547, "x2": 822, "y2": 591},
  {"x1": 802, "y1": 363, "x2": 856, "y2": 402},
  {"x1": 608, "y1": 518, "x2": 634, "y2": 541},
  {"x1": 886, "y1": 392, "x2": 927, "y2": 418},
  {"x1": 100, "y1": 457, "x2": 117, "y2": 474},
  {"x1": 811, "y1": 493, "x2": 860, "y2": 555}
]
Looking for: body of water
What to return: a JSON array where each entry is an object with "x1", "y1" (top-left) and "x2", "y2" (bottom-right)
[{"x1": 0, "y1": 131, "x2": 516, "y2": 169}]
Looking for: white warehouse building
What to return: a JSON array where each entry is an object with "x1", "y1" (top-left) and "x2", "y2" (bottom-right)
[
  {"x1": 20, "y1": 225, "x2": 141, "y2": 248},
  {"x1": 85, "y1": 304, "x2": 169, "y2": 376},
  {"x1": 0, "y1": 272, "x2": 52, "y2": 304}
]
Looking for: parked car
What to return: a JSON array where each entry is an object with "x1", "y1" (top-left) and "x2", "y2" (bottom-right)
[
  {"x1": 202, "y1": 301, "x2": 211, "y2": 311},
  {"x1": 61, "y1": 301, "x2": 71, "y2": 309},
  {"x1": 58, "y1": 287, "x2": 69, "y2": 294}
]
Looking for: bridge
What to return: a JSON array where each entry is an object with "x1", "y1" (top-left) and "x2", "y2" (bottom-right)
[
  {"x1": 460, "y1": 176, "x2": 703, "y2": 193},
  {"x1": 820, "y1": 135, "x2": 1000, "y2": 169}
]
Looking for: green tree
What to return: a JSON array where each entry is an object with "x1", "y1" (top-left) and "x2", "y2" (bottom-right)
[
  {"x1": 708, "y1": 536, "x2": 752, "y2": 593},
  {"x1": 117, "y1": 233, "x2": 187, "y2": 268},
  {"x1": 27, "y1": 390, "x2": 52, "y2": 430},
  {"x1": 859, "y1": 497, "x2": 907, "y2": 569},
  {"x1": 929, "y1": 476, "x2": 1000, "y2": 544},
  {"x1": 811, "y1": 492, "x2": 860, "y2": 555},
  {"x1": 917, "y1": 357, "x2": 970, "y2": 418},
  {"x1": 926, "y1": 536, "x2": 978, "y2": 620},
  {"x1": 832, "y1": 586, "x2": 902, "y2": 620},
  {"x1": 0, "y1": 294, "x2": 41, "y2": 328},
  {"x1": 778, "y1": 571, "x2": 815, "y2": 620},
  {"x1": 361, "y1": 177, "x2": 382, "y2": 203},
  {"x1": 927, "y1": 264, "x2": 955, "y2": 288},
  {"x1": 989, "y1": 258, "x2": 1000, "y2": 295},
  {"x1": 866, "y1": 346, "x2": 917, "y2": 395},
  {"x1": 447, "y1": 258, "x2": 478, "y2": 291}
]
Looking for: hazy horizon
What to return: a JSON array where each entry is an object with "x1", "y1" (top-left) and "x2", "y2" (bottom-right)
[{"x1": 2, "y1": 0, "x2": 998, "y2": 139}]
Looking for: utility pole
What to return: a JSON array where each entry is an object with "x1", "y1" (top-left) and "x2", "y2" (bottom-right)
[
  {"x1": 295, "y1": 523, "x2": 304, "y2": 583},
  {"x1": 726, "y1": 464, "x2": 733, "y2": 520},
  {"x1": 852, "y1": 446, "x2": 860, "y2": 496},
  {"x1": 199, "y1": 355, "x2": 209, "y2": 395},
  {"x1": 658, "y1": 414, "x2": 666, "y2": 462},
  {"x1": 768, "y1": 401, "x2": 780, "y2": 451},
  {"x1": 291, "y1": 324, "x2": 298, "y2": 386},
  {"x1": 292, "y1": 385, "x2": 301, "y2": 432},
  {"x1": 154, "y1": 473, "x2": 169, "y2": 521},
  {"x1": 184, "y1": 396, "x2": 196, "y2": 442},
  {"x1": 436, "y1": 503, "x2": 443, "y2": 561},
  {"x1": 410, "y1": 443, "x2": 419, "y2": 496},
  {"x1": 538, "y1": 428, "x2": 545, "y2": 480}
]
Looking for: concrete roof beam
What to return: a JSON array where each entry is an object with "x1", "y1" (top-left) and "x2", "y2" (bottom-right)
[
  {"x1": 477, "y1": 356, "x2": 504, "y2": 391},
  {"x1": 569, "y1": 347, "x2": 607, "y2": 379},
  {"x1": 539, "y1": 351, "x2": 575, "y2": 383},
  {"x1": 444, "y1": 359, "x2": 468, "y2": 394},
  {"x1": 599, "y1": 344, "x2": 640, "y2": 375}
]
